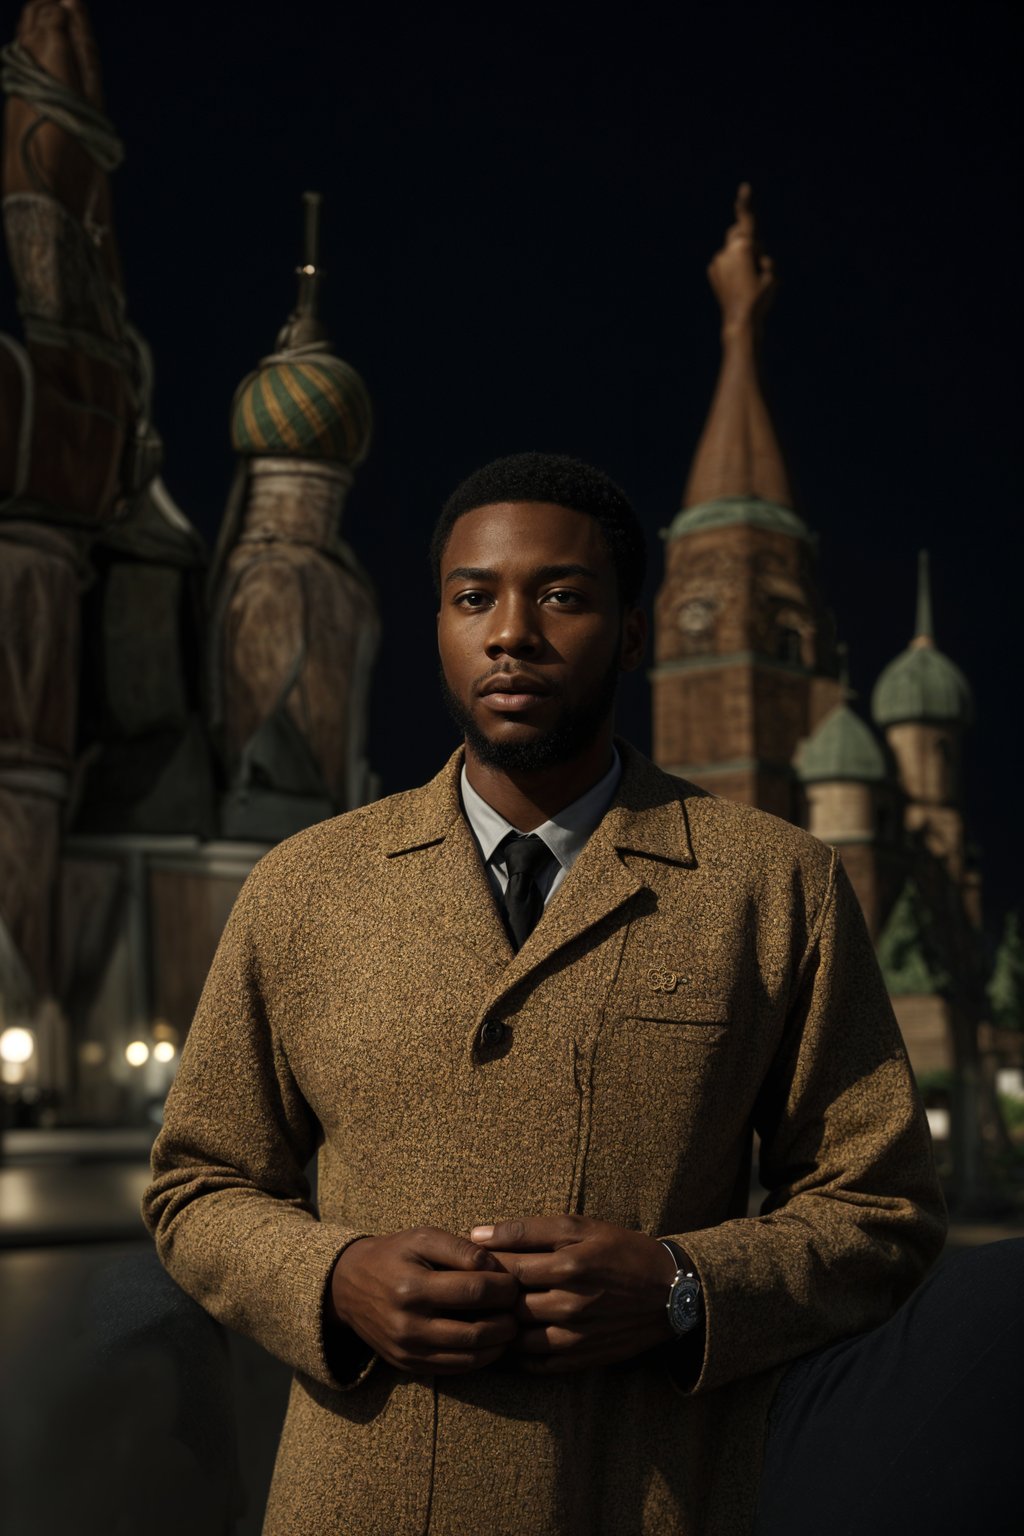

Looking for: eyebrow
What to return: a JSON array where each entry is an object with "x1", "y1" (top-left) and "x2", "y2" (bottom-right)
[{"x1": 444, "y1": 563, "x2": 600, "y2": 585}]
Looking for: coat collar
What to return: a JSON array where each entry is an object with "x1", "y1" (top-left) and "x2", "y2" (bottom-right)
[
  {"x1": 377, "y1": 741, "x2": 699, "y2": 981},
  {"x1": 379, "y1": 739, "x2": 697, "y2": 868}
]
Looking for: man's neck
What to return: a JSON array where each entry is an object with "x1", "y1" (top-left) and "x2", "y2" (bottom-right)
[{"x1": 463, "y1": 731, "x2": 616, "y2": 832}]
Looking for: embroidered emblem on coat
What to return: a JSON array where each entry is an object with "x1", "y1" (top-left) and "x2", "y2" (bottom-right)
[{"x1": 648, "y1": 967, "x2": 685, "y2": 993}]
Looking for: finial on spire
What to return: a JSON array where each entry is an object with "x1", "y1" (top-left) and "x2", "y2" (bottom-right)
[
  {"x1": 296, "y1": 190, "x2": 323, "y2": 320},
  {"x1": 912, "y1": 549, "x2": 935, "y2": 650},
  {"x1": 836, "y1": 641, "x2": 852, "y2": 697},
  {"x1": 275, "y1": 191, "x2": 328, "y2": 353},
  {"x1": 681, "y1": 183, "x2": 794, "y2": 512}
]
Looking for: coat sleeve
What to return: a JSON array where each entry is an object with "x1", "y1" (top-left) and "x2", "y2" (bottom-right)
[
  {"x1": 141, "y1": 861, "x2": 376, "y2": 1392},
  {"x1": 668, "y1": 849, "x2": 947, "y2": 1395}
]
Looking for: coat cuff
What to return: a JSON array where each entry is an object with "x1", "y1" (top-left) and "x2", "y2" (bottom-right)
[
  {"x1": 315, "y1": 1229, "x2": 379, "y2": 1391},
  {"x1": 656, "y1": 1237, "x2": 710, "y2": 1395}
]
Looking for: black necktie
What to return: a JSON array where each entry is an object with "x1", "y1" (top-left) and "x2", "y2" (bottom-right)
[{"x1": 501, "y1": 834, "x2": 552, "y2": 950}]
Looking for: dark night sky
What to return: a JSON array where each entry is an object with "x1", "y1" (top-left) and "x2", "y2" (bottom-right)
[{"x1": 3, "y1": 2, "x2": 1021, "y2": 925}]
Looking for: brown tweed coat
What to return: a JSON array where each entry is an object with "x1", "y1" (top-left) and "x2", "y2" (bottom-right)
[{"x1": 143, "y1": 742, "x2": 946, "y2": 1536}]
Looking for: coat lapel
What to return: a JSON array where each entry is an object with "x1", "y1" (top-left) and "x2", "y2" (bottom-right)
[
  {"x1": 376, "y1": 742, "x2": 700, "y2": 991},
  {"x1": 378, "y1": 749, "x2": 513, "y2": 973},
  {"x1": 497, "y1": 742, "x2": 698, "y2": 990}
]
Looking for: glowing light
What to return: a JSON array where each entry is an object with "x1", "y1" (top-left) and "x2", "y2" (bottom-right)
[
  {"x1": 300, "y1": 263, "x2": 317, "y2": 275},
  {"x1": 0, "y1": 1027, "x2": 35, "y2": 1065},
  {"x1": 925, "y1": 1107, "x2": 950, "y2": 1142},
  {"x1": 152, "y1": 1020, "x2": 177, "y2": 1044},
  {"x1": 125, "y1": 1041, "x2": 150, "y2": 1067},
  {"x1": 153, "y1": 1041, "x2": 176, "y2": 1064},
  {"x1": 79, "y1": 1041, "x2": 106, "y2": 1067},
  {"x1": 1, "y1": 1061, "x2": 26, "y2": 1085}
]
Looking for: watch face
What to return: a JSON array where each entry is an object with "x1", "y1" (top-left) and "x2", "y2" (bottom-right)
[{"x1": 669, "y1": 1277, "x2": 701, "y2": 1335}]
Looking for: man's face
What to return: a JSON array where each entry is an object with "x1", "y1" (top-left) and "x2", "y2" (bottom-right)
[{"x1": 437, "y1": 500, "x2": 646, "y2": 773}]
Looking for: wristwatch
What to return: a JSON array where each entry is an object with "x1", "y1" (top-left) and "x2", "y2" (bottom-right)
[{"x1": 659, "y1": 1239, "x2": 703, "y2": 1337}]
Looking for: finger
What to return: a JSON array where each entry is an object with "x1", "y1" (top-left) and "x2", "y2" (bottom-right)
[
  {"x1": 403, "y1": 1227, "x2": 504, "y2": 1273},
  {"x1": 734, "y1": 180, "x2": 754, "y2": 231},
  {"x1": 517, "y1": 1324, "x2": 587, "y2": 1355},
  {"x1": 412, "y1": 1313, "x2": 519, "y2": 1353},
  {"x1": 724, "y1": 227, "x2": 755, "y2": 254},
  {"x1": 517, "y1": 1321, "x2": 649, "y2": 1371},
  {"x1": 470, "y1": 1215, "x2": 583, "y2": 1252},
  {"x1": 516, "y1": 1318, "x2": 644, "y2": 1356},
  {"x1": 414, "y1": 1269, "x2": 520, "y2": 1312},
  {"x1": 488, "y1": 1248, "x2": 589, "y2": 1289},
  {"x1": 515, "y1": 1287, "x2": 600, "y2": 1325}
]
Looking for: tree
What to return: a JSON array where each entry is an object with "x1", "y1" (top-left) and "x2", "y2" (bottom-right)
[{"x1": 988, "y1": 912, "x2": 1024, "y2": 1032}]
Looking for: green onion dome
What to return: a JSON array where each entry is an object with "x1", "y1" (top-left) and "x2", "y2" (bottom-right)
[
  {"x1": 231, "y1": 344, "x2": 372, "y2": 466},
  {"x1": 797, "y1": 701, "x2": 888, "y2": 784},
  {"x1": 871, "y1": 552, "x2": 972, "y2": 728},
  {"x1": 872, "y1": 644, "x2": 972, "y2": 728}
]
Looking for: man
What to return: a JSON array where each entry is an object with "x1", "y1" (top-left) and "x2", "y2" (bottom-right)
[{"x1": 145, "y1": 452, "x2": 972, "y2": 1534}]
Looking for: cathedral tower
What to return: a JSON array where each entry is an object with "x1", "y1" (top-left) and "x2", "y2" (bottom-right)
[
  {"x1": 871, "y1": 551, "x2": 973, "y2": 882},
  {"x1": 207, "y1": 192, "x2": 379, "y2": 839},
  {"x1": 652, "y1": 187, "x2": 841, "y2": 820},
  {"x1": 795, "y1": 671, "x2": 897, "y2": 937}
]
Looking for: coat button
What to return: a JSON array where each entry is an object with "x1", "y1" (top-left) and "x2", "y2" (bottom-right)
[{"x1": 479, "y1": 1018, "x2": 507, "y2": 1049}]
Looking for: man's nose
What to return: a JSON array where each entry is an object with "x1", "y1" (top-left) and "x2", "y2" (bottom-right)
[{"x1": 484, "y1": 596, "x2": 542, "y2": 657}]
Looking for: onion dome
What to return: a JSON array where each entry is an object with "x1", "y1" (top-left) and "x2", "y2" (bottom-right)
[
  {"x1": 796, "y1": 700, "x2": 887, "y2": 784},
  {"x1": 871, "y1": 552, "x2": 972, "y2": 728},
  {"x1": 665, "y1": 495, "x2": 811, "y2": 543},
  {"x1": 231, "y1": 349, "x2": 371, "y2": 465},
  {"x1": 230, "y1": 192, "x2": 372, "y2": 467}
]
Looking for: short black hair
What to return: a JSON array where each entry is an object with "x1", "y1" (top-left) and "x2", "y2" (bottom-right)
[{"x1": 430, "y1": 451, "x2": 647, "y2": 606}]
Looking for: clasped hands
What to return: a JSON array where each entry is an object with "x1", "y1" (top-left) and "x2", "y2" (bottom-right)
[{"x1": 328, "y1": 1215, "x2": 679, "y2": 1377}]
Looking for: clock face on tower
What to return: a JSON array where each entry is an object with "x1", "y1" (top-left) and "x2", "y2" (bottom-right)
[
  {"x1": 678, "y1": 597, "x2": 716, "y2": 636},
  {"x1": 674, "y1": 596, "x2": 717, "y2": 654}
]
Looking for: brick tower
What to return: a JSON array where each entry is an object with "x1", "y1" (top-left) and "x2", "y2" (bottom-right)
[{"x1": 651, "y1": 188, "x2": 841, "y2": 820}]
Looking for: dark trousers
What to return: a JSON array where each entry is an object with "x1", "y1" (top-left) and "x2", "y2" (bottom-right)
[{"x1": 754, "y1": 1238, "x2": 1023, "y2": 1536}]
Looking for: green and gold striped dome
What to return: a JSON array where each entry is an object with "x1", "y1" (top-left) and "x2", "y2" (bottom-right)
[{"x1": 231, "y1": 351, "x2": 372, "y2": 466}]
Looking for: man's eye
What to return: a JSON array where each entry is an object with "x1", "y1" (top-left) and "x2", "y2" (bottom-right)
[
  {"x1": 544, "y1": 589, "x2": 581, "y2": 606},
  {"x1": 455, "y1": 591, "x2": 490, "y2": 607}
]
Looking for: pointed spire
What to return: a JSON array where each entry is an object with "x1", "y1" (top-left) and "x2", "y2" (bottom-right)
[
  {"x1": 276, "y1": 191, "x2": 329, "y2": 352},
  {"x1": 296, "y1": 190, "x2": 323, "y2": 322},
  {"x1": 836, "y1": 641, "x2": 852, "y2": 698},
  {"x1": 680, "y1": 184, "x2": 795, "y2": 514},
  {"x1": 911, "y1": 549, "x2": 935, "y2": 651}
]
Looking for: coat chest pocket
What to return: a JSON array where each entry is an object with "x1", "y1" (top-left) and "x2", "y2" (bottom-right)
[
  {"x1": 620, "y1": 985, "x2": 731, "y2": 1046},
  {"x1": 583, "y1": 989, "x2": 735, "y2": 1227}
]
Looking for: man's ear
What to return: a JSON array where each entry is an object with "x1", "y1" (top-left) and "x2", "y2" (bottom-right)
[{"x1": 619, "y1": 605, "x2": 648, "y2": 672}]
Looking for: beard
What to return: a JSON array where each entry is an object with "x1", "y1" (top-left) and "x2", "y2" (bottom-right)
[{"x1": 439, "y1": 652, "x2": 621, "y2": 774}]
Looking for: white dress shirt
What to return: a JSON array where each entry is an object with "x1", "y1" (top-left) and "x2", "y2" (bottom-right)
[{"x1": 459, "y1": 747, "x2": 622, "y2": 909}]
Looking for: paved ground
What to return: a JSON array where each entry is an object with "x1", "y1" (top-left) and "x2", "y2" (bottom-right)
[{"x1": 2, "y1": 1139, "x2": 1021, "y2": 1535}]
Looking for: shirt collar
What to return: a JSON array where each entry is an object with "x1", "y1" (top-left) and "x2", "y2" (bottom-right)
[{"x1": 460, "y1": 747, "x2": 622, "y2": 874}]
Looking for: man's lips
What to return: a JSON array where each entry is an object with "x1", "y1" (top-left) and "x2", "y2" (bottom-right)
[{"x1": 478, "y1": 674, "x2": 551, "y2": 709}]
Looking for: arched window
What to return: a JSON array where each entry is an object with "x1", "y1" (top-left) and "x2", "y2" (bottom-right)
[{"x1": 777, "y1": 626, "x2": 802, "y2": 664}]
